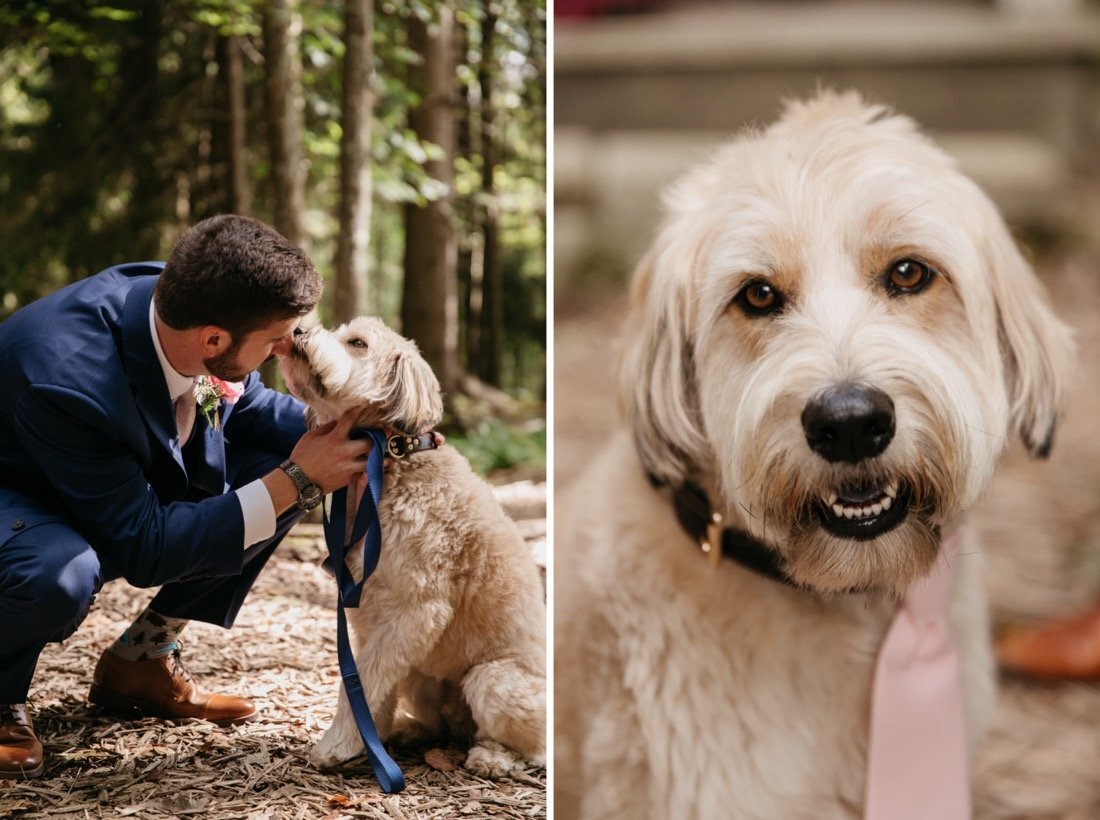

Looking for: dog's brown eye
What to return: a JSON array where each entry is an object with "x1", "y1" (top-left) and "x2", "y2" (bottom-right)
[
  {"x1": 735, "y1": 280, "x2": 784, "y2": 317},
  {"x1": 347, "y1": 338, "x2": 368, "y2": 349},
  {"x1": 886, "y1": 259, "x2": 933, "y2": 294}
]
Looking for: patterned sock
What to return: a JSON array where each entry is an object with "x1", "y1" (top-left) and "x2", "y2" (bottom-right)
[{"x1": 108, "y1": 608, "x2": 189, "y2": 662}]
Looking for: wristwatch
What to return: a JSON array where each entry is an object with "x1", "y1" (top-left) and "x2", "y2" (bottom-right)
[{"x1": 279, "y1": 460, "x2": 323, "y2": 511}]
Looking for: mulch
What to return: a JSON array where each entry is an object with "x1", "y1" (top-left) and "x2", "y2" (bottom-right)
[{"x1": 0, "y1": 485, "x2": 547, "y2": 820}]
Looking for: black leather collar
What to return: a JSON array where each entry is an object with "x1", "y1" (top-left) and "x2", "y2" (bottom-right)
[{"x1": 650, "y1": 473, "x2": 797, "y2": 587}]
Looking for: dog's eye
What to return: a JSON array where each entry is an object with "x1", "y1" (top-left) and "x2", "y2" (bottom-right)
[
  {"x1": 347, "y1": 338, "x2": 368, "y2": 349},
  {"x1": 886, "y1": 259, "x2": 933, "y2": 295},
  {"x1": 734, "y1": 280, "x2": 784, "y2": 317}
]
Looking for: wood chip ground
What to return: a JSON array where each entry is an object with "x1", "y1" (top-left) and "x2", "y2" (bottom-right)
[{"x1": 0, "y1": 484, "x2": 547, "y2": 820}]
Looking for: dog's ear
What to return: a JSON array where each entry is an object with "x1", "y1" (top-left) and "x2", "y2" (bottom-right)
[
  {"x1": 984, "y1": 215, "x2": 1074, "y2": 458},
  {"x1": 387, "y1": 347, "x2": 444, "y2": 433},
  {"x1": 619, "y1": 232, "x2": 709, "y2": 486}
]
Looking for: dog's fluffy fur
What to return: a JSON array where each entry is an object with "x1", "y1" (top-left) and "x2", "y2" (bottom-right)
[
  {"x1": 554, "y1": 91, "x2": 1074, "y2": 819},
  {"x1": 280, "y1": 317, "x2": 545, "y2": 777}
]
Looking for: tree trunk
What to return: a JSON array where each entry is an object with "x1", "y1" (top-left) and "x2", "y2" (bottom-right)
[
  {"x1": 263, "y1": 0, "x2": 307, "y2": 249},
  {"x1": 261, "y1": 0, "x2": 307, "y2": 387},
  {"x1": 332, "y1": 0, "x2": 374, "y2": 324},
  {"x1": 461, "y1": 17, "x2": 482, "y2": 383},
  {"x1": 119, "y1": 3, "x2": 166, "y2": 256},
  {"x1": 222, "y1": 33, "x2": 253, "y2": 216},
  {"x1": 476, "y1": 6, "x2": 501, "y2": 386},
  {"x1": 401, "y1": 6, "x2": 459, "y2": 400},
  {"x1": 371, "y1": 209, "x2": 387, "y2": 317}
]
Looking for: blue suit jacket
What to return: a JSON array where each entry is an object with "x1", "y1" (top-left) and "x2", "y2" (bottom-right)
[{"x1": 0, "y1": 264, "x2": 307, "y2": 587}]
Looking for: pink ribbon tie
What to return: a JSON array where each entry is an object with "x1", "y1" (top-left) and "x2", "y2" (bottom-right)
[{"x1": 864, "y1": 531, "x2": 971, "y2": 820}]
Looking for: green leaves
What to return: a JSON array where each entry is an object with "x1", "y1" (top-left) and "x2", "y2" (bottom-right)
[{"x1": 0, "y1": 0, "x2": 546, "y2": 404}]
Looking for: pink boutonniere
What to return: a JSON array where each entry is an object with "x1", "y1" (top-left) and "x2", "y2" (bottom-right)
[{"x1": 194, "y1": 376, "x2": 245, "y2": 432}]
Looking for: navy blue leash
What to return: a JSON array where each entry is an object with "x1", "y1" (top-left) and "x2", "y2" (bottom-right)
[{"x1": 322, "y1": 427, "x2": 405, "y2": 793}]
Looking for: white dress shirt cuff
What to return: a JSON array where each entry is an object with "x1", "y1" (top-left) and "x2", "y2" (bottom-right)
[{"x1": 236, "y1": 479, "x2": 278, "y2": 547}]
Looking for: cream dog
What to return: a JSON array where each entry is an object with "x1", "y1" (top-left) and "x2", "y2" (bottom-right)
[
  {"x1": 554, "y1": 91, "x2": 1074, "y2": 818},
  {"x1": 280, "y1": 317, "x2": 545, "y2": 778}
]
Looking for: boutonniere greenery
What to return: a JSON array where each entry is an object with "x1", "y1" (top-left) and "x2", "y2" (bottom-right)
[{"x1": 193, "y1": 376, "x2": 245, "y2": 432}]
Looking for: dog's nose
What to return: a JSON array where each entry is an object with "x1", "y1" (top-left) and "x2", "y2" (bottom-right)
[
  {"x1": 801, "y1": 383, "x2": 895, "y2": 464},
  {"x1": 288, "y1": 325, "x2": 315, "y2": 358}
]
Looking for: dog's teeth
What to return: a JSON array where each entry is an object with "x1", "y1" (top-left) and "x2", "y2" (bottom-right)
[
  {"x1": 885, "y1": 483, "x2": 897, "y2": 499},
  {"x1": 830, "y1": 495, "x2": 892, "y2": 521},
  {"x1": 827, "y1": 493, "x2": 838, "y2": 506}
]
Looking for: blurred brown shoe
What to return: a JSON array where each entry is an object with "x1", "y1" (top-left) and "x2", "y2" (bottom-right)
[
  {"x1": 996, "y1": 601, "x2": 1100, "y2": 680},
  {"x1": 0, "y1": 703, "x2": 44, "y2": 780},
  {"x1": 88, "y1": 644, "x2": 258, "y2": 725}
]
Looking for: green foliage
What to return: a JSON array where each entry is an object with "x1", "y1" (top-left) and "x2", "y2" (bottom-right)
[
  {"x1": 0, "y1": 0, "x2": 546, "y2": 403},
  {"x1": 447, "y1": 418, "x2": 546, "y2": 477}
]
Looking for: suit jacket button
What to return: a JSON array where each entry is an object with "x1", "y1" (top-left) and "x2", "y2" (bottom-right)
[{"x1": 11, "y1": 519, "x2": 25, "y2": 531}]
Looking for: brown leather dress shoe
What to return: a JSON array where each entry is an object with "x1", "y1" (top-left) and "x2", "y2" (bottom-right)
[
  {"x1": 997, "y1": 601, "x2": 1100, "y2": 680},
  {"x1": 0, "y1": 704, "x2": 44, "y2": 780},
  {"x1": 88, "y1": 645, "x2": 258, "y2": 725}
]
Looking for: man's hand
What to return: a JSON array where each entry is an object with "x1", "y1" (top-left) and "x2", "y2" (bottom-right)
[
  {"x1": 290, "y1": 410, "x2": 372, "y2": 494},
  {"x1": 262, "y1": 410, "x2": 371, "y2": 514}
]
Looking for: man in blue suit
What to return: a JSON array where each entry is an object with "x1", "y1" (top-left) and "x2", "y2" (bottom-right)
[{"x1": 0, "y1": 215, "x2": 371, "y2": 779}]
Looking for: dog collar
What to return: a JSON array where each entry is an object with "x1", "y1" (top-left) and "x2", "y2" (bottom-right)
[
  {"x1": 650, "y1": 473, "x2": 798, "y2": 587},
  {"x1": 385, "y1": 431, "x2": 440, "y2": 459},
  {"x1": 350, "y1": 428, "x2": 441, "y2": 459}
]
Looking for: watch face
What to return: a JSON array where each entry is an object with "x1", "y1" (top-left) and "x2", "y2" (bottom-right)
[{"x1": 301, "y1": 485, "x2": 323, "y2": 510}]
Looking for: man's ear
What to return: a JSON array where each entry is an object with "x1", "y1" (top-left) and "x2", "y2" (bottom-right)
[{"x1": 198, "y1": 326, "x2": 233, "y2": 357}]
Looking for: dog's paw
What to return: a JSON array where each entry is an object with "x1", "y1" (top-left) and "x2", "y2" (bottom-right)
[
  {"x1": 309, "y1": 731, "x2": 364, "y2": 770},
  {"x1": 465, "y1": 740, "x2": 524, "y2": 779},
  {"x1": 389, "y1": 714, "x2": 435, "y2": 748}
]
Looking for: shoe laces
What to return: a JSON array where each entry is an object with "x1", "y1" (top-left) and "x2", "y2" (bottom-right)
[
  {"x1": 168, "y1": 642, "x2": 195, "y2": 684},
  {"x1": 0, "y1": 703, "x2": 30, "y2": 727}
]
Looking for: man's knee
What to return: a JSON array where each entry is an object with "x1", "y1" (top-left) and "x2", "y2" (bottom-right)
[{"x1": 1, "y1": 527, "x2": 102, "y2": 631}]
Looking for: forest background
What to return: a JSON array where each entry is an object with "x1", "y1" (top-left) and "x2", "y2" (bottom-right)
[{"x1": 0, "y1": 0, "x2": 546, "y2": 478}]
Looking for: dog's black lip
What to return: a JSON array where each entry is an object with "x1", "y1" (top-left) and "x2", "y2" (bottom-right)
[{"x1": 814, "y1": 483, "x2": 912, "y2": 541}]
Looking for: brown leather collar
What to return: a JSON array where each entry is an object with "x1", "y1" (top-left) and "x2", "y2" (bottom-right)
[{"x1": 385, "y1": 431, "x2": 440, "y2": 459}]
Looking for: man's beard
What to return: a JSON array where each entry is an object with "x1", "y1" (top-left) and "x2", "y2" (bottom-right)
[{"x1": 204, "y1": 343, "x2": 252, "y2": 382}]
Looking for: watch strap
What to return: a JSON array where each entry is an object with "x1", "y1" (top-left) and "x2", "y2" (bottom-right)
[{"x1": 279, "y1": 459, "x2": 322, "y2": 510}]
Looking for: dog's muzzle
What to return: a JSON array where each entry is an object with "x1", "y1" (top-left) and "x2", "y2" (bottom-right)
[{"x1": 798, "y1": 383, "x2": 914, "y2": 540}]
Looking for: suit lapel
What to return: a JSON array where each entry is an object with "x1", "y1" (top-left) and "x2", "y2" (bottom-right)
[
  {"x1": 120, "y1": 276, "x2": 229, "y2": 500},
  {"x1": 120, "y1": 277, "x2": 187, "y2": 480}
]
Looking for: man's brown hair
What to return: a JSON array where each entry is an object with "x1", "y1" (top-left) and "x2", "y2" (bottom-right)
[{"x1": 154, "y1": 215, "x2": 321, "y2": 338}]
